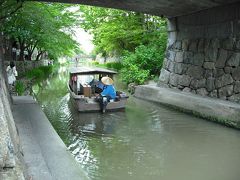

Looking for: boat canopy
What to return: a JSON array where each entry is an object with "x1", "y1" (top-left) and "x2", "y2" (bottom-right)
[{"x1": 69, "y1": 67, "x2": 117, "y2": 75}]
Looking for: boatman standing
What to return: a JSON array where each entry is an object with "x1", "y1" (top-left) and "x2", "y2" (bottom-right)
[{"x1": 99, "y1": 76, "x2": 116, "y2": 112}]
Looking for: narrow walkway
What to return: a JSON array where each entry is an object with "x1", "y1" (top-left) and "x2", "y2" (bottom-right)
[
  {"x1": 135, "y1": 85, "x2": 240, "y2": 129},
  {"x1": 12, "y1": 96, "x2": 88, "y2": 180}
]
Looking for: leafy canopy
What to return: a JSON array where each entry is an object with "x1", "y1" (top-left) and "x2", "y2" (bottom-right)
[
  {"x1": 78, "y1": 5, "x2": 167, "y2": 84},
  {"x1": 2, "y1": 1, "x2": 81, "y2": 60}
]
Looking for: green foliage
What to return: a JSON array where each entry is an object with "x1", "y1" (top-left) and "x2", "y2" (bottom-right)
[
  {"x1": 91, "y1": 61, "x2": 99, "y2": 66},
  {"x1": 15, "y1": 81, "x2": 25, "y2": 95},
  {"x1": 0, "y1": 0, "x2": 23, "y2": 22},
  {"x1": 39, "y1": 66, "x2": 53, "y2": 76},
  {"x1": 121, "y1": 29, "x2": 167, "y2": 84},
  {"x1": 121, "y1": 64, "x2": 149, "y2": 84},
  {"x1": 79, "y1": 6, "x2": 167, "y2": 84},
  {"x1": 26, "y1": 69, "x2": 44, "y2": 79},
  {"x1": 2, "y1": 2, "x2": 81, "y2": 60},
  {"x1": 90, "y1": 61, "x2": 122, "y2": 71},
  {"x1": 25, "y1": 66, "x2": 53, "y2": 80},
  {"x1": 105, "y1": 62, "x2": 123, "y2": 71},
  {"x1": 79, "y1": 6, "x2": 166, "y2": 56}
]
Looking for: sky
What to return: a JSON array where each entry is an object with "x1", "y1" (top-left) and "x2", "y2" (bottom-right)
[
  {"x1": 72, "y1": 27, "x2": 94, "y2": 55},
  {"x1": 66, "y1": 6, "x2": 94, "y2": 55}
]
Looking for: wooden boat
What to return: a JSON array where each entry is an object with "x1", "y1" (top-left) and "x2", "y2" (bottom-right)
[{"x1": 68, "y1": 66, "x2": 128, "y2": 112}]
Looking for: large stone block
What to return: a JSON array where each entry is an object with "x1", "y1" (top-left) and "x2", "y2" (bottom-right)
[
  {"x1": 235, "y1": 39, "x2": 240, "y2": 50},
  {"x1": 189, "y1": 40, "x2": 198, "y2": 52},
  {"x1": 215, "y1": 74, "x2": 234, "y2": 88},
  {"x1": 228, "y1": 94, "x2": 240, "y2": 103},
  {"x1": 210, "y1": 39, "x2": 220, "y2": 49},
  {"x1": 203, "y1": 62, "x2": 215, "y2": 69},
  {"x1": 234, "y1": 81, "x2": 240, "y2": 93},
  {"x1": 232, "y1": 67, "x2": 240, "y2": 81},
  {"x1": 206, "y1": 77, "x2": 215, "y2": 91},
  {"x1": 205, "y1": 48, "x2": 218, "y2": 62},
  {"x1": 193, "y1": 53, "x2": 204, "y2": 66},
  {"x1": 224, "y1": 66, "x2": 232, "y2": 74},
  {"x1": 190, "y1": 78, "x2": 206, "y2": 89},
  {"x1": 204, "y1": 39, "x2": 211, "y2": 52},
  {"x1": 175, "y1": 52, "x2": 184, "y2": 63},
  {"x1": 222, "y1": 38, "x2": 234, "y2": 50},
  {"x1": 182, "y1": 39, "x2": 189, "y2": 51},
  {"x1": 166, "y1": 50, "x2": 176, "y2": 61},
  {"x1": 174, "y1": 41, "x2": 182, "y2": 50},
  {"x1": 196, "y1": 88, "x2": 208, "y2": 96},
  {"x1": 226, "y1": 52, "x2": 240, "y2": 67},
  {"x1": 177, "y1": 85, "x2": 184, "y2": 90},
  {"x1": 186, "y1": 65, "x2": 204, "y2": 79},
  {"x1": 159, "y1": 69, "x2": 171, "y2": 84},
  {"x1": 162, "y1": 58, "x2": 168, "y2": 69},
  {"x1": 183, "y1": 51, "x2": 194, "y2": 64},
  {"x1": 215, "y1": 49, "x2": 228, "y2": 68},
  {"x1": 198, "y1": 39, "x2": 205, "y2": 52},
  {"x1": 209, "y1": 90, "x2": 218, "y2": 98},
  {"x1": 169, "y1": 73, "x2": 179, "y2": 86},
  {"x1": 168, "y1": 61, "x2": 175, "y2": 72},
  {"x1": 218, "y1": 85, "x2": 233, "y2": 97},
  {"x1": 214, "y1": 68, "x2": 224, "y2": 77},
  {"x1": 204, "y1": 69, "x2": 214, "y2": 78},
  {"x1": 178, "y1": 74, "x2": 191, "y2": 86},
  {"x1": 174, "y1": 63, "x2": 188, "y2": 74},
  {"x1": 182, "y1": 87, "x2": 191, "y2": 93}
]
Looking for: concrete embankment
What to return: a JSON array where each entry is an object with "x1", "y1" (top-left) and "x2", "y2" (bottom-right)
[
  {"x1": 134, "y1": 85, "x2": 240, "y2": 129},
  {"x1": 12, "y1": 96, "x2": 89, "y2": 180}
]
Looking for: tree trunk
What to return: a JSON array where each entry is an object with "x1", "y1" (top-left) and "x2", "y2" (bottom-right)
[
  {"x1": 19, "y1": 45, "x2": 24, "y2": 61},
  {"x1": 18, "y1": 38, "x2": 25, "y2": 61},
  {"x1": 36, "y1": 51, "x2": 43, "y2": 61},
  {"x1": 27, "y1": 50, "x2": 32, "y2": 61}
]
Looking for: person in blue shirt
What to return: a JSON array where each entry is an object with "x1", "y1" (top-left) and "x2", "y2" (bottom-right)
[
  {"x1": 98, "y1": 76, "x2": 116, "y2": 112},
  {"x1": 101, "y1": 77, "x2": 116, "y2": 99}
]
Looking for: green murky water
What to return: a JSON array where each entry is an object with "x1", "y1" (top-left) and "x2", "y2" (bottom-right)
[{"x1": 33, "y1": 66, "x2": 240, "y2": 180}]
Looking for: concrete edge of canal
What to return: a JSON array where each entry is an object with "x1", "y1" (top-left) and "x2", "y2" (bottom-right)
[
  {"x1": 134, "y1": 85, "x2": 240, "y2": 129},
  {"x1": 12, "y1": 96, "x2": 89, "y2": 180}
]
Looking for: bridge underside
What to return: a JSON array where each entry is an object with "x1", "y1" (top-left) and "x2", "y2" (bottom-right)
[{"x1": 37, "y1": 0, "x2": 240, "y2": 17}]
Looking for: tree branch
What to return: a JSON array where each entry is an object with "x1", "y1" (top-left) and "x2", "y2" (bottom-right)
[{"x1": 0, "y1": 2, "x2": 23, "y2": 21}]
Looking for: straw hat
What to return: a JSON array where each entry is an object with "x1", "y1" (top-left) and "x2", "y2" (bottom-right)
[{"x1": 101, "y1": 76, "x2": 113, "y2": 85}]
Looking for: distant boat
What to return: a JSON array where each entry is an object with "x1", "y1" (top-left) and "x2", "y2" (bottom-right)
[{"x1": 68, "y1": 66, "x2": 128, "y2": 113}]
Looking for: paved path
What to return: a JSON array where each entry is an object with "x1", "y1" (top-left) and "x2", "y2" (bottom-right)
[
  {"x1": 135, "y1": 85, "x2": 240, "y2": 129},
  {"x1": 12, "y1": 96, "x2": 89, "y2": 180}
]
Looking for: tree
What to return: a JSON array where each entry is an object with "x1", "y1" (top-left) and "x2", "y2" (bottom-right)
[
  {"x1": 2, "y1": 1, "x2": 81, "y2": 61},
  {"x1": 0, "y1": 0, "x2": 24, "y2": 22},
  {"x1": 78, "y1": 6, "x2": 167, "y2": 84},
  {"x1": 78, "y1": 6, "x2": 166, "y2": 57}
]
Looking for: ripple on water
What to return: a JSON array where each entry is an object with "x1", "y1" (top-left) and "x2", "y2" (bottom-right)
[{"x1": 36, "y1": 74, "x2": 240, "y2": 180}]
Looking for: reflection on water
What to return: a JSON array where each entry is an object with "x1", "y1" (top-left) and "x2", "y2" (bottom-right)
[{"x1": 33, "y1": 66, "x2": 240, "y2": 180}]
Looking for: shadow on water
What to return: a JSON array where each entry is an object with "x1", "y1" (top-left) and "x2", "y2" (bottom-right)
[{"x1": 67, "y1": 99, "x2": 128, "y2": 137}]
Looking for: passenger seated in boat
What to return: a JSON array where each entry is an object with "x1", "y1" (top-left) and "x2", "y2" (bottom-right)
[
  {"x1": 89, "y1": 78, "x2": 104, "y2": 94},
  {"x1": 97, "y1": 76, "x2": 116, "y2": 112}
]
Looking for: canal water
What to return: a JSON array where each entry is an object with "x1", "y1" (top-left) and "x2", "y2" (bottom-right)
[{"x1": 33, "y1": 66, "x2": 240, "y2": 180}]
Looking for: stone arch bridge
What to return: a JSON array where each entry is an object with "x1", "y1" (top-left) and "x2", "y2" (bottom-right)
[{"x1": 40, "y1": 0, "x2": 240, "y2": 103}]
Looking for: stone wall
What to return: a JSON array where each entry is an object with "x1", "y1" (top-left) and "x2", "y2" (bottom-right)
[
  {"x1": 0, "y1": 35, "x2": 25, "y2": 179},
  {"x1": 4, "y1": 60, "x2": 46, "y2": 75},
  {"x1": 159, "y1": 2, "x2": 240, "y2": 104}
]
